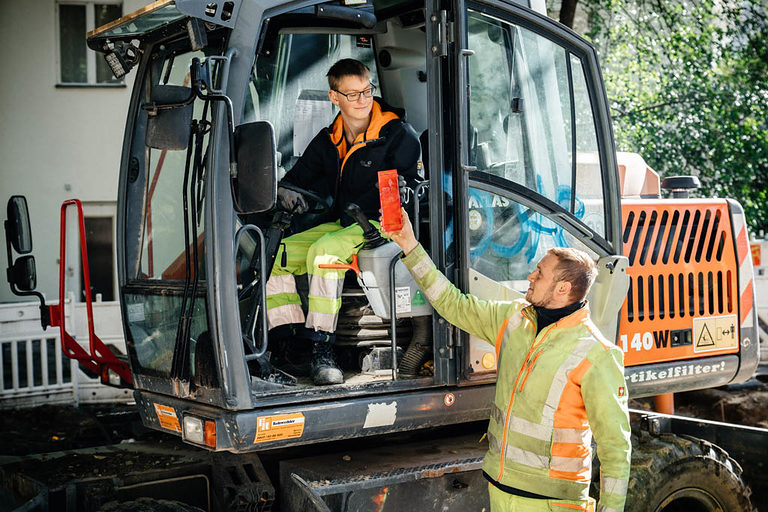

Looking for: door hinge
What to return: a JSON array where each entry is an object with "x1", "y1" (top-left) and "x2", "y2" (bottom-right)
[{"x1": 431, "y1": 10, "x2": 450, "y2": 58}]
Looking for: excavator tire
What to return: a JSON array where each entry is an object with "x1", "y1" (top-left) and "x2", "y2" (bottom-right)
[
  {"x1": 99, "y1": 498, "x2": 204, "y2": 512},
  {"x1": 624, "y1": 432, "x2": 755, "y2": 512}
]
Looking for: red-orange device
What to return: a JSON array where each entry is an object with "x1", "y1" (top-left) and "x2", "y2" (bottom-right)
[{"x1": 378, "y1": 169, "x2": 402, "y2": 231}]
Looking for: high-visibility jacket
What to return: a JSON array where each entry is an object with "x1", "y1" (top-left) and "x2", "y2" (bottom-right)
[{"x1": 402, "y1": 244, "x2": 631, "y2": 512}]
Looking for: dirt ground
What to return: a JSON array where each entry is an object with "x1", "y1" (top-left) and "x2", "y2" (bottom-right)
[{"x1": 1, "y1": 381, "x2": 767, "y2": 510}]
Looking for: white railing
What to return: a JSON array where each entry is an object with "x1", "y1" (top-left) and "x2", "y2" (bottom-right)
[{"x1": 0, "y1": 293, "x2": 133, "y2": 409}]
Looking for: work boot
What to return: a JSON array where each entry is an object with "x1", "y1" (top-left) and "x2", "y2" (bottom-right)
[
  {"x1": 270, "y1": 325, "x2": 311, "y2": 377},
  {"x1": 309, "y1": 331, "x2": 343, "y2": 385}
]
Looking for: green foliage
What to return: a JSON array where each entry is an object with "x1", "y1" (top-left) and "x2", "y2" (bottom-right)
[{"x1": 585, "y1": 0, "x2": 768, "y2": 233}]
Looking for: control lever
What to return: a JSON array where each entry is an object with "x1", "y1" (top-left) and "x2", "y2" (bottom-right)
[{"x1": 346, "y1": 203, "x2": 387, "y2": 248}]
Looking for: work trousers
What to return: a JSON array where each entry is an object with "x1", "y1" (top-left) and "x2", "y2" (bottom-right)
[
  {"x1": 265, "y1": 221, "x2": 373, "y2": 333},
  {"x1": 488, "y1": 484, "x2": 595, "y2": 512}
]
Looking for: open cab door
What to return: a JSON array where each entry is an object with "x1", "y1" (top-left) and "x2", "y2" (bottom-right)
[{"x1": 447, "y1": 0, "x2": 629, "y2": 383}]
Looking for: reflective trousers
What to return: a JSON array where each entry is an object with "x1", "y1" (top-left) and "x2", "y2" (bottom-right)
[
  {"x1": 488, "y1": 484, "x2": 596, "y2": 512},
  {"x1": 266, "y1": 221, "x2": 372, "y2": 333}
]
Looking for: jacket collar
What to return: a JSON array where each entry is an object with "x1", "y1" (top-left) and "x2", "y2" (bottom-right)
[
  {"x1": 522, "y1": 301, "x2": 591, "y2": 330},
  {"x1": 329, "y1": 98, "x2": 400, "y2": 155}
]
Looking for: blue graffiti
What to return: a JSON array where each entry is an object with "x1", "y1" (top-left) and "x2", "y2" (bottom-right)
[{"x1": 470, "y1": 178, "x2": 585, "y2": 263}]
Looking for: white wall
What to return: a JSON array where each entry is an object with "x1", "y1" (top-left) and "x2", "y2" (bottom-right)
[{"x1": 0, "y1": 0, "x2": 150, "y2": 304}]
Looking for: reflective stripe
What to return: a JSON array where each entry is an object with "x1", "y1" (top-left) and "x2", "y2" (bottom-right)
[
  {"x1": 504, "y1": 445, "x2": 549, "y2": 469},
  {"x1": 542, "y1": 337, "x2": 595, "y2": 424},
  {"x1": 306, "y1": 310, "x2": 339, "y2": 332},
  {"x1": 425, "y1": 275, "x2": 451, "y2": 301},
  {"x1": 267, "y1": 304, "x2": 305, "y2": 329},
  {"x1": 488, "y1": 431, "x2": 503, "y2": 454},
  {"x1": 266, "y1": 274, "x2": 297, "y2": 296},
  {"x1": 410, "y1": 256, "x2": 433, "y2": 280},
  {"x1": 490, "y1": 403, "x2": 505, "y2": 426},
  {"x1": 508, "y1": 415, "x2": 552, "y2": 441},
  {"x1": 553, "y1": 428, "x2": 592, "y2": 444},
  {"x1": 308, "y1": 274, "x2": 344, "y2": 300},
  {"x1": 601, "y1": 475, "x2": 628, "y2": 497},
  {"x1": 551, "y1": 455, "x2": 589, "y2": 473}
]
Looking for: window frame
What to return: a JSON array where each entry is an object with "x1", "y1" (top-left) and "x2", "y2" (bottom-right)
[{"x1": 56, "y1": 0, "x2": 124, "y2": 87}]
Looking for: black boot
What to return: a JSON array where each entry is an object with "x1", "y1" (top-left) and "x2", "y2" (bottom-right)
[
  {"x1": 270, "y1": 325, "x2": 311, "y2": 377},
  {"x1": 309, "y1": 331, "x2": 343, "y2": 385}
]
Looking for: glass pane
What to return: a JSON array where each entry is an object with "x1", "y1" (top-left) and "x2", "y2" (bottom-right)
[
  {"x1": 95, "y1": 4, "x2": 124, "y2": 83},
  {"x1": 468, "y1": 186, "x2": 597, "y2": 291},
  {"x1": 125, "y1": 293, "x2": 209, "y2": 375},
  {"x1": 466, "y1": 11, "x2": 605, "y2": 238},
  {"x1": 81, "y1": 217, "x2": 114, "y2": 301},
  {"x1": 94, "y1": 4, "x2": 184, "y2": 38},
  {"x1": 571, "y1": 55, "x2": 605, "y2": 236},
  {"x1": 250, "y1": 33, "x2": 378, "y2": 174},
  {"x1": 59, "y1": 4, "x2": 87, "y2": 83},
  {"x1": 138, "y1": 50, "x2": 207, "y2": 280}
]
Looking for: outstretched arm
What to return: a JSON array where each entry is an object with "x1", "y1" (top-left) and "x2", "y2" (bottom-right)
[{"x1": 382, "y1": 209, "x2": 518, "y2": 344}]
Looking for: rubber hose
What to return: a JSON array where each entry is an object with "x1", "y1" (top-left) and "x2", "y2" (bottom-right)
[{"x1": 398, "y1": 315, "x2": 432, "y2": 377}]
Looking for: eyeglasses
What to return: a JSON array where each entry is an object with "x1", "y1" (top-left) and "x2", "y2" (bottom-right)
[{"x1": 333, "y1": 84, "x2": 377, "y2": 102}]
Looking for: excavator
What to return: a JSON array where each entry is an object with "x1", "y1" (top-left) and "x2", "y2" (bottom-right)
[{"x1": 4, "y1": 0, "x2": 765, "y2": 510}]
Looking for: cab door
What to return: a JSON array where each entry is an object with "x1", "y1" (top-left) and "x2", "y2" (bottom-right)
[{"x1": 452, "y1": 1, "x2": 623, "y2": 382}]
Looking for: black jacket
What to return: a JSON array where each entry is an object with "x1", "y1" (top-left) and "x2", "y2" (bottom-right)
[{"x1": 281, "y1": 98, "x2": 422, "y2": 227}]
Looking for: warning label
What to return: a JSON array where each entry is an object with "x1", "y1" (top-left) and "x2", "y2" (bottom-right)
[
  {"x1": 254, "y1": 413, "x2": 305, "y2": 443},
  {"x1": 395, "y1": 287, "x2": 412, "y2": 314},
  {"x1": 153, "y1": 403, "x2": 181, "y2": 433},
  {"x1": 693, "y1": 315, "x2": 738, "y2": 353}
]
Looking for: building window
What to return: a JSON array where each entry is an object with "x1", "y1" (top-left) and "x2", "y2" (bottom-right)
[{"x1": 58, "y1": 2, "x2": 122, "y2": 85}]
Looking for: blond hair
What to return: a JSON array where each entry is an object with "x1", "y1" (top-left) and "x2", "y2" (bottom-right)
[{"x1": 547, "y1": 247, "x2": 597, "y2": 302}]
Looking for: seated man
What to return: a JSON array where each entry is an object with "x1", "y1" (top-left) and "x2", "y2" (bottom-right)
[{"x1": 266, "y1": 58, "x2": 422, "y2": 385}]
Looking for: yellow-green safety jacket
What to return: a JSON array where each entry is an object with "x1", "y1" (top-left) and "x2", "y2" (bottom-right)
[{"x1": 402, "y1": 245, "x2": 631, "y2": 512}]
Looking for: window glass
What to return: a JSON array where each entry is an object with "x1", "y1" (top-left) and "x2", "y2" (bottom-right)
[
  {"x1": 81, "y1": 216, "x2": 115, "y2": 301},
  {"x1": 468, "y1": 186, "x2": 597, "y2": 290},
  {"x1": 248, "y1": 33, "x2": 377, "y2": 175},
  {"x1": 138, "y1": 49, "x2": 207, "y2": 280},
  {"x1": 58, "y1": 2, "x2": 122, "y2": 84},
  {"x1": 59, "y1": 4, "x2": 87, "y2": 83},
  {"x1": 466, "y1": 10, "x2": 605, "y2": 238}
]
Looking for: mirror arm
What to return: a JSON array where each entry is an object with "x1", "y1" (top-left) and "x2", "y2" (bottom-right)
[{"x1": 4, "y1": 230, "x2": 50, "y2": 329}]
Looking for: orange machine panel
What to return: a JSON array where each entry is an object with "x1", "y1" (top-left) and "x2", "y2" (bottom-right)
[{"x1": 619, "y1": 199, "x2": 740, "y2": 366}]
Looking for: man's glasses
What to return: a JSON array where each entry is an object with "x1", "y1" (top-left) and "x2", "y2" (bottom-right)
[{"x1": 333, "y1": 84, "x2": 377, "y2": 102}]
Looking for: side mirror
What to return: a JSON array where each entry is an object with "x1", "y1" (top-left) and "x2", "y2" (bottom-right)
[
  {"x1": 232, "y1": 121, "x2": 278, "y2": 214},
  {"x1": 145, "y1": 85, "x2": 195, "y2": 150},
  {"x1": 6, "y1": 195, "x2": 32, "y2": 254},
  {"x1": 9, "y1": 255, "x2": 36, "y2": 292}
]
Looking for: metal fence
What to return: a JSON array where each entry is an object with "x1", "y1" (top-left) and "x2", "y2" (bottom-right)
[{"x1": 0, "y1": 293, "x2": 133, "y2": 409}]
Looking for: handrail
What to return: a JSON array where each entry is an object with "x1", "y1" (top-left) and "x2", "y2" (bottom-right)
[{"x1": 48, "y1": 199, "x2": 132, "y2": 386}]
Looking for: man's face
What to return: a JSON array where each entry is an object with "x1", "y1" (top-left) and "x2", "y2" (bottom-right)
[
  {"x1": 329, "y1": 74, "x2": 374, "y2": 125},
  {"x1": 526, "y1": 254, "x2": 562, "y2": 307}
]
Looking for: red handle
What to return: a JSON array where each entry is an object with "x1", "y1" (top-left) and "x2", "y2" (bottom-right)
[{"x1": 318, "y1": 254, "x2": 360, "y2": 275}]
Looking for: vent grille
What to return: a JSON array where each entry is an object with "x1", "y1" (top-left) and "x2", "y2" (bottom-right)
[{"x1": 621, "y1": 201, "x2": 737, "y2": 325}]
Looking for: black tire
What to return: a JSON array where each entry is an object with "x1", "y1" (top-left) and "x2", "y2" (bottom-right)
[
  {"x1": 625, "y1": 433, "x2": 755, "y2": 512},
  {"x1": 98, "y1": 498, "x2": 205, "y2": 512}
]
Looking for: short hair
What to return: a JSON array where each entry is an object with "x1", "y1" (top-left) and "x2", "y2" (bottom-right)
[
  {"x1": 547, "y1": 247, "x2": 597, "y2": 302},
  {"x1": 327, "y1": 59, "x2": 370, "y2": 90}
]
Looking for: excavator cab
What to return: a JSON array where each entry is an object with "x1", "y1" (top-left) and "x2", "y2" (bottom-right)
[{"x1": 1, "y1": 0, "x2": 743, "y2": 454}]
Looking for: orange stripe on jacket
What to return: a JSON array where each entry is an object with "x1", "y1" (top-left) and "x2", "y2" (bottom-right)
[
  {"x1": 329, "y1": 101, "x2": 399, "y2": 175},
  {"x1": 494, "y1": 318, "x2": 509, "y2": 360}
]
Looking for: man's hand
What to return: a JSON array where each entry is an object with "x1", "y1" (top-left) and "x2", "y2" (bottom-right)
[
  {"x1": 381, "y1": 208, "x2": 419, "y2": 255},
  {"x1": 277, "y1": 186, "x2": 308, "y2": 214}
]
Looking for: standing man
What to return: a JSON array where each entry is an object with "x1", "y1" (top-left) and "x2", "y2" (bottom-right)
[
  {"x1": 384, "y1": 210, "x2": 631, "y2": 512},
  {"x1": 266, "y1": 59, "x2": 421, "y2": 385}
]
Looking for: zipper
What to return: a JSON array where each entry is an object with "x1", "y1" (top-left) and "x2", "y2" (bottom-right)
[{"x1": 497, "y1": 319, "x2": 556, "y2": 481}]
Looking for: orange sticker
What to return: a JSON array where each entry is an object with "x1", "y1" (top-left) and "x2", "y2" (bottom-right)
[
  {"x1": 751, "y1": 243, "x2": 761, "y2": 266},
  {"x1": 254, "y1": 413, "x2": 305, "y2": 443},
  {"x1": 444, "y1": 393, "x2": 456, "y2": 407},
  {"x1": 154, "y1": 403, "x2": 181, "y2": 433}
]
